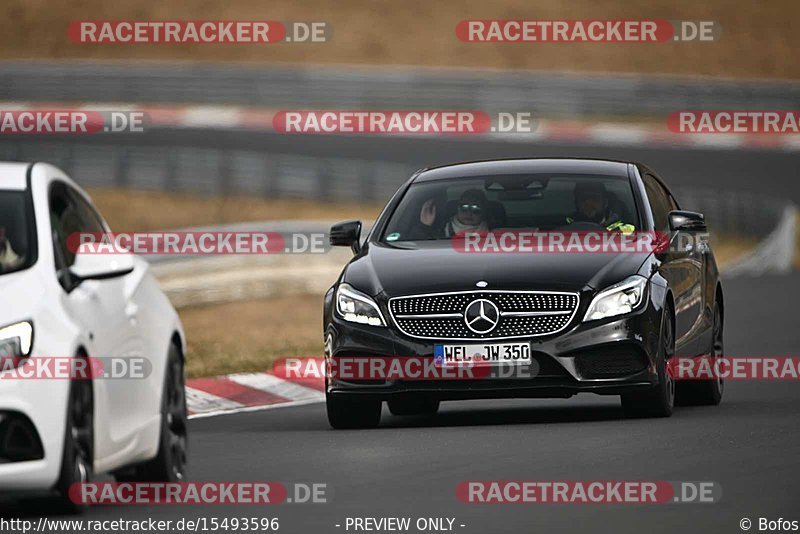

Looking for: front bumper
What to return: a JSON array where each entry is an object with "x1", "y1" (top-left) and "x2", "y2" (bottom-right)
[
  {"x1": 0, "y1": 370, "x2": 70, "y2": 491},
  {"x1": 325, "y1": 293, "x2": 664, "y2": 402}
]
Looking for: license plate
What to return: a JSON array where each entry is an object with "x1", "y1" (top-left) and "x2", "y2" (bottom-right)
[{"x1": 434, "y1": 343, "x2": 531, "y2": 367}]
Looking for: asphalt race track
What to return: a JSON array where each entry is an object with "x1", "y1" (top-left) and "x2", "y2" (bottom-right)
[{"x1": 3, "y1": 140, "x2": 799, "y2": 532}]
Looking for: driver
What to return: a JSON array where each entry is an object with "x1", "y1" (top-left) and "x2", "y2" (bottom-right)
[
  {"x1": 444, "y1": 189, "x2": 489, "y2": 237},
  {"x1": 0, "y1": 226, "x2": 23, "y2": 271},
  {"x1": 566, "y1": 182, "x2": 635, "y2": 233}
]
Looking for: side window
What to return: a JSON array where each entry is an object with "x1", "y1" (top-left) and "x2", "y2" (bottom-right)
[
  {"x1": 69, "y1": 189, "x2": 106, "y2": 234},
  {"x1": 667, "y1": 193, "x2": 679, "y2": 212},
  {"x1": 49, "y1": 183, "x2": 80, "y2": 271},
  {"x1": 642, "y1": 174, "x2": 673, "y2": 231},
  {"x1": 49, "y1": 184, "x2": 106, "y2": 273}
]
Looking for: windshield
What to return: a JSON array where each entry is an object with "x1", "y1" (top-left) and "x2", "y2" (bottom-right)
[
  {"x1": 380, "y1": 174, "x2": 640, "y2": 242},
  {"x1": 0, "y1": 190, "x2": 35, "y2": 275}
]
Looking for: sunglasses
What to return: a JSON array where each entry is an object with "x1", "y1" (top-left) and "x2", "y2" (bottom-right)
[{"x1": 458, "y1": 203, "x2": 483, "y2": 215}]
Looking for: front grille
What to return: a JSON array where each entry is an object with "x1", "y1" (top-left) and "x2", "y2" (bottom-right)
[
  {"x1": 388, "y1": 290, "x2": 579, "y2": 340},
  {"x1": 531, "y1": 352, "x2": 571, "y2": 378},
  {"x1": 573, "y1": 345, "x2": 649, "y2": 378}
]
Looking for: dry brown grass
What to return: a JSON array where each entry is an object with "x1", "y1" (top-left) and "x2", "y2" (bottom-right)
[
  {"x1": 2, "y1": 0, "x2": 799, "y2": 79},
  {"x1": 180, "y1": 294, "x2": 323, "y2": 378},
  {"x1": 86, "y1": 187, "x2": 382, "y2": 231}
]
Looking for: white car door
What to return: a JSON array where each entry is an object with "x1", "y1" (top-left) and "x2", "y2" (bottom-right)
[{"x1": 49, "y1": 181, "x2": 146, "y2": 464}]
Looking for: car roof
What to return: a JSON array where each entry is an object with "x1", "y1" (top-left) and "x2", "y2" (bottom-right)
[
  {"x1": 0, "y1": 162, "x2": 32, "y2": 191},
  {"x1": 413, "y1": 158, "x2": 633, "y2": 183},
  {"x1": 0, "y1": 161, "x2": 88, "y2": 197}
]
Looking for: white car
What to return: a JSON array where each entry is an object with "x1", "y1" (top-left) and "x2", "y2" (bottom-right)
[{"x1": 0, "y1": 162, "x2": 187, "y2": 505}]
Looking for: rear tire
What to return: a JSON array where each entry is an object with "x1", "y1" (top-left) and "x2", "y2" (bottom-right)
[
  {"x1": 326, "y1": 391, "x2": 381, "y2": 429},
  {"x1": 56, "y1": 373, "x2": 94, "y2": 513},
  {"x1": 677, "y1": 303, "x2": 724, "y2": 406},
  {"x1": 388, "y1": 397, "x2": 440, "y2": 416},
  {"x1": 116, "y1": 343, "x2": 187, "y2": 482},
  {"x1": 621, "y1": 306, "x2": 675, "y2": 418}
]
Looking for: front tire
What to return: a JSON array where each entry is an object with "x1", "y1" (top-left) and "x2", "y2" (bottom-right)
[
  {"x1": 116, "y1": 343, "x2": 187, "y2": 482},
  {"x1": 56, "y1": 374, "x2": 94, "y2": 512},
  {"x1": 621, "y1": 306, "x2": 675, "y2": 418},
  {"x1": 677, "y1": 302, "x2": 724, "y2": 406}
]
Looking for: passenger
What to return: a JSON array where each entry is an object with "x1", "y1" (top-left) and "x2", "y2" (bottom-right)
[{"x1": 0, "y1": 226, "x2": 23, "y2": 271}]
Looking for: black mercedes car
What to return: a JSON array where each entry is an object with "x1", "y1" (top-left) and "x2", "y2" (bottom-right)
[{"x1": 323, "y1": 158, "x2": 724, "y2": 428}]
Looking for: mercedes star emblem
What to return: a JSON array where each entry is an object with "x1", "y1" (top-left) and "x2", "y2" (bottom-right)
[{"x1": 464, "y1": 299, "x2": 500, "y2": 334}]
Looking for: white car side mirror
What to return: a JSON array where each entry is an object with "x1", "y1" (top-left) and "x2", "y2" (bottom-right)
[{"x1": 70, "y1": 243, "x2": 134, "y2": 282}]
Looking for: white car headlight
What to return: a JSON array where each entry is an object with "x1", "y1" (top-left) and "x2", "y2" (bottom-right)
[
  {"x1": 583, "y1": 276, "x2": 647, "y2": 322},
  {"x1": 336, "y1": 284, "x2": 386, "y2": 327},
  {"x1": 0, "y1": 320, "x2": 33, "y2": 361}
]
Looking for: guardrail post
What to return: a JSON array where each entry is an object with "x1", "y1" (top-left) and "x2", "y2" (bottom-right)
[
  {"x1": 360, "y1": 162, "x2": 375, "y2": 202},
  {"x1": 114, "y1": 146, "x2": 129, "y2": 188},
  {"x1": 10, "y1": 142, "x2": 21, "y2": 162},
  {"x1": 317, "y1": 160, "x2": 331, "y2": 201},
  {"x1": 264, "y1": 155, "x2": 280, "y2": 197},
  {"x1": 165, "y1": 148, "x2": 177, "y2": 192},
  {"x1": 218, "y1": 150, "x2": 231, "y2": 195}
]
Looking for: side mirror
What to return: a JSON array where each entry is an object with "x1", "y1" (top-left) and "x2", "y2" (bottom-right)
[
  {"x1": 70, "y1": 243, "x2": 135, "y2": 283},
  {"x1": 668, "y1": 210, "x2": 707, "y2": 232},
  {"x1": 330, "y1": 220, "x2": 362, "y2": 254}
]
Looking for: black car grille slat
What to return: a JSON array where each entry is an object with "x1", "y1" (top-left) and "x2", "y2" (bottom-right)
[
  {"x1": 495, "y1": 315, "x2": 573, "y2": 337},
  {"x1": 394, "y1": 317, "x2": 470, "y2": 338},
  {"x1": 389, "y1": 291, "x2": 579, "y2": 340}
]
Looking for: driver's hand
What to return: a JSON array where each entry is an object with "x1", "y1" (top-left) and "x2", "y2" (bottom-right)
[{"x1": 420, "y1": 199, "x2": 437, "y2": 226}]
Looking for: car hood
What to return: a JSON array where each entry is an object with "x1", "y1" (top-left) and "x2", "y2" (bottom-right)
[{"x1": 344, "y1": 242, "x2": 650, "y2": 297}]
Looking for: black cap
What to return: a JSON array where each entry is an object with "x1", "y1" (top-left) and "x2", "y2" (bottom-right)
[{"x1": 460, "y1": 188, "x2": 488, "y2": 206}]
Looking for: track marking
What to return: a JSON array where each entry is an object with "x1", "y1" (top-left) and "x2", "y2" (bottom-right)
[
  {"x1": 189, "y1": 397, "x2": 324, "y2": 420},
  {"x1": 185, "y1": 386, "x2": 245, "y2": 415},
  {"x1": 227, "y1": 372, "x2": 325, "y2": 402},
  {"x1": 186, "y1": 371, "x2": 325, "y2": 419}
]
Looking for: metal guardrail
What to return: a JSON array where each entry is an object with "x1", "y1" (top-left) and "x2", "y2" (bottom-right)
[
  {"x1": 2, "y1": 61, "x2": 800, "y2": 116},
  {"x1": 0, "y1": 61, "x2": 795, "y2": 244},
  {"x1": 672, "y1": 187, "x2": 789, "y2": 238},
  {"x1": 725, "y1": 205, "x2": 797, "y2": 277},
  {"x1": 0, "y1": 136, "x2": 786, "y2": 240},
  {"x1": 0, "y1": 139, "x2": 410, "y2": 202},
  {"x1": 0, "y1": 143, "x2": 790, "y2": 253}
]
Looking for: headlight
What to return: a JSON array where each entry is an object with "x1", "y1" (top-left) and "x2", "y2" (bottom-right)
[
  {"x1": 583, "y1": 276, "x2": 647, "y2": 322},
  {"x1": 0, "y1": 321, "x2": 33, "y2": 370},
  {"x1": 335, "y1": 284, "x2": 386, "y2": 327}
]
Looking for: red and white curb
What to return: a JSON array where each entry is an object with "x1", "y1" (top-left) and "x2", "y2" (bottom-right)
[
  {"x1": 3, "y1": 101, "x2": 800, "y2": 151},
  {"x1": 186, "y1": 366, "x2": 325, "y2": 419}
]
